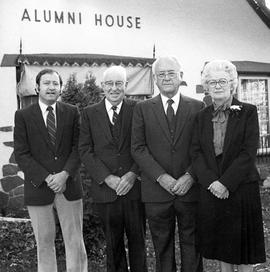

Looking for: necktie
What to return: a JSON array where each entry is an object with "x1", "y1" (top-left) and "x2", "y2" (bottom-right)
[
  {"x1": 112, "y1": 106, "x2": 118, "y2": 125},
  {"x1": 47, "y1": 106, "x2": 56, "y2": 145},
  {"x1": 167, "y1": 99, "x2": 175, "y2": 123}
]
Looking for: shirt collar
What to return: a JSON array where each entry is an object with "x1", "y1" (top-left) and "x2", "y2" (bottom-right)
[
  {"x1": 39, "y1": 100, "x2": 57, "y2": 114},
  {"x1": 160, "y1": 91, "x2": 181, "y2": 109},
  {"x1": 105, "y1": 98, "x2": 123, "y2": 113}
]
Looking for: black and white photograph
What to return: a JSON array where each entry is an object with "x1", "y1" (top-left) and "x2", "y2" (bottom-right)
[{"x1": 0, "y1": 0, "x2": 270, "y2": 271}]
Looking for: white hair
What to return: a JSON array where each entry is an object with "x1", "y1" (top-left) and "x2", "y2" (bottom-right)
[
  {"x1": 152, "y1": 56, "x2": 182, "y2": 75},
  {"x1": 201, "y1": 60, "x2": 238, "y2": 93},
  {"x1": 102, "y1": 65, "x2": 127, "y2": 82}
]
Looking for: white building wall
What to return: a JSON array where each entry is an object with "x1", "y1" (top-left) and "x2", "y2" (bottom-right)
[{"x1": 0, "y1": 0, "x2": 270, "y2": 99}]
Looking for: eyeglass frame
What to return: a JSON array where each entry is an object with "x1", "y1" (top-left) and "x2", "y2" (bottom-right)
[
  {"x1": 207, "y1": 78, "x2": 232, "y2": 88},
  {"x1": 103, "y1": 81, "x2": 126, "y2": 88},
  {"x1": 156, "y1": 71, "x2": 180, "y2": 80}
]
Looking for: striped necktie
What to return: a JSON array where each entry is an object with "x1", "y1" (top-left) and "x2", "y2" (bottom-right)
[
  {"x1": 112, "y1": 105, "x2": 118, "y2": 125},
  {"x1": 167, "y1": 99, "x2": 175, "y2": 123},
  {"x1": 47, "y1": 106, "x2": 56, "y2": 146}
]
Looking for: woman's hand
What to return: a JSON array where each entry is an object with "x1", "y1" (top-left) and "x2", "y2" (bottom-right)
[{"x1": 208, "y1": 181, "x2": 229, "y2": 199}]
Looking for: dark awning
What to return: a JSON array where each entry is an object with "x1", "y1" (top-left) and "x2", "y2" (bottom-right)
[{"x1": 1, "y1": 53, "x2": 154, "y2": 67}]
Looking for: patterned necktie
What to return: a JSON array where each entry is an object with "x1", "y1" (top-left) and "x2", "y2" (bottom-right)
[
  {"x1": 166, "y1": 99, "x2": 175, "y2": 123},
  {"x1": 47, "y1": 106, "x2": 56, "y2": 145},
  {"x1": 112, "y1": 105, "x2": 118, "y2": 125}
]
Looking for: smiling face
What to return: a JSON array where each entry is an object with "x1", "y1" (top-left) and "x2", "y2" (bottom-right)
[
  {"x1": 36, "y1": 72, "x2": 61, "y2": 105},
  {"x1": 102, "y1": 67, "x2": 127, "y2": 106},
  {"x1": 207, "y1": 70, "x2": 232, "y2": 104},
  {"x1": 153, "y1": 57, "x2": 182, "y2": 98}
]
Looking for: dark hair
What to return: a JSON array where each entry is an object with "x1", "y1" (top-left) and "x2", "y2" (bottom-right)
[{"x1": 35, "y1": 69, "x2": 63, "y2": 87}]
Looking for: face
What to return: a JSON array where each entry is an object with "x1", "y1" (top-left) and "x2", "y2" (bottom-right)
[
  {"x1": 102, "y1": 69, "x2": 126, "y2": 105},
  {"x1": 207, "y1": 70, "x2": 232, "y2": 104},
  {"x1": 154, "y1": 58, "x2": 181, "y2": 98},
  {"x1": 36, "y1": 72, "x2": 61, "y2": 105}
]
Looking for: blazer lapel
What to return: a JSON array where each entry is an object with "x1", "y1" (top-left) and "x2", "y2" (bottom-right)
[
  {"x1": 151, "y1": 95, "x2": 171, "y2": 142},
  {"x1": 118, "y1": 100, "x2": 132, "y2": 150},
  {"x1": 203, "y1": 106, "x2": 218, "y2": 166},
  {"x1": 31, "y1": 103, "x2": 55, "y2": 151},
  {"x1": 173, "y1": 95, "x2": 191, "y2": 144},
  {"x1": 55, "y1": 102, "x2": 65, "y2": 151},
  {"x1": 96, "y1": 100, "x2": 114, "y2": 143},
  {"x1": 222, "y1": 97, "x2": 242, "y2": 156}
]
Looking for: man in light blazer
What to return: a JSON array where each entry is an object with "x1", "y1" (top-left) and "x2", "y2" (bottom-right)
[
  {"x1": 79, "y1": 66, "x2": 147, "y2": 272},
  {"x1": 131, "y1": 56, "x2": 204, "y2": 272},
  {"x1": 14, "y1": 69, "x2": 87, "y2": 272}
]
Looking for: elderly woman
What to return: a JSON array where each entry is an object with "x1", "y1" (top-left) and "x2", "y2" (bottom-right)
[{"x1": 192, "y1": 60, "x2": 266, "y2": 272}]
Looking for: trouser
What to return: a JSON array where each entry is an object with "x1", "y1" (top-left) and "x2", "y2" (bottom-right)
[
  {"x1": 145, "y1": 200, "x2": 202, "y2": 272},
  {"x1": 28, "y1": 193, "x2": 88, "y2": 272},
  {"x1": 95, "y1": 198, "x2": 148, "y2": 272}
]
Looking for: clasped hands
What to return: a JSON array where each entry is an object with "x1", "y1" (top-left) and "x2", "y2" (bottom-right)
[
  {"x1": 104, "y1": 172, "x2": 137, "y2": 196},
  {"x1": 45, "y1": 171, "x2": 69, "y2": 194},
  {"x1": 157, "y1": 173, "x2": 194, "y2": 196},
  {"x1": 208, "y1": 180, "x2": 229, "y2": 199}
]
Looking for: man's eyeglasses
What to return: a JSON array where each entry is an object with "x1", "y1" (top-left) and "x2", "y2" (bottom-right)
[
  {"x1": 156, "y1": 71, "x2": 178, "y2": 79},
  {"x1": 207, "y1": 79, "x2": 231, "y2": 88},
  {"x1": 104, "y1": 81, "x2": 125, "y2": 88}
]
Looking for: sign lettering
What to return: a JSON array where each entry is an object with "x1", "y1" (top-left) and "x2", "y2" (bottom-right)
[{"x1": 21, "y1": 8, "x2": 141, "y2": 29}]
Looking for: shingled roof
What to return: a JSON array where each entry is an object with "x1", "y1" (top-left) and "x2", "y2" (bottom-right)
[{"x1": 233, "y1": 61, "x2": 270, "y2": 74}]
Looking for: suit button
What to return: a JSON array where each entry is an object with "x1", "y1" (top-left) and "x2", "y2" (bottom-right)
[
  {"x1": 119, "y1": 167, "x2": 123, "y2": 171},
  {"x1": 117, "y1": 153, "x2": 121, "y2": 157}
]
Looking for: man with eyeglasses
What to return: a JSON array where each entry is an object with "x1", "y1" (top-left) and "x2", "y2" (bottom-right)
[
  {"x1": 79, "y1": 66, "x2": 147, "y2": 272},
  {"x1": 131, "y1": 56, "x2": 204, "y2": 272}
]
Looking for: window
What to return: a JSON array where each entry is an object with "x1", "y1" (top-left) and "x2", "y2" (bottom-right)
[{"x1": 237, "y1": 77, "x2": 270, "y2": 155}]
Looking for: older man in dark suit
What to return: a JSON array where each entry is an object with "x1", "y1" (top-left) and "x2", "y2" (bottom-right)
[
  {"x1": 131, "y1": 56, "x2": 204, "y2": 272},
  {"x1": 79, "y1": 65, "x2": 147, "y2": 272},
  {"x1": 14, "y1": 69, "x2": 87, "y2": 272}
]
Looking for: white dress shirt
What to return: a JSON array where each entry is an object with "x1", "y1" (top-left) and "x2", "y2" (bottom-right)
[
  {"x1": 38, "y1": 100, "x2": 57, "y2": 127},
  {"x1": 105, "y1": 99, "x2": 123, "y2": 124},
  {"x1": 160, "y1": 91, "x2": 181, "y2": 115}
]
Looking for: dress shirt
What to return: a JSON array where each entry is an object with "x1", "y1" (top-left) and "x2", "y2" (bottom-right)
[
  {"x1": 39, "y1": 100, "x2": 57, "y2": 127},
  {"x1": 212, "y1": 95, "x2": 233, "y2": 156},
  {"x1": 160, "y1": 91, "x2": 181, "y2": 115},
  {"x1": 105, "y1": 99, "x2": 123, "y2": 124}
]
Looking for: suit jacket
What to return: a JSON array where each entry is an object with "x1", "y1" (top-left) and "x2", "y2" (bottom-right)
[
  {"x1": 14, "y1": 101, "x2": 83, "y2": 206},
  {"x1": 131, "y1": 94, "x2": 204, "y2": 203},
  {"x1": 191, "y1": 97, "x2": 260, "y2": 192},
  {"x1": 79, "y1": 98, "x2": 140, "y2": 203}
]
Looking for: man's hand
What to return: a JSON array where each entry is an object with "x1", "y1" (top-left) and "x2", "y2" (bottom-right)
[
  {"x1": 208, "y1": 180, "x2": 229, "y2": 199},
  {"x1": 157, "y1": 173, "x2": 176, "y2": 195},
  {"x1": 104, "y1": 175, "x2": 121, "y2": 191},
  {"x1": 47, "y1": 171, "x2": 69, "y2": 194},
  {"x1": 116, "y1": 172, "x2": 137, "y2": 196},
  {"x1": 171, "y1": 173, "x2": 194, "y2": 196}
]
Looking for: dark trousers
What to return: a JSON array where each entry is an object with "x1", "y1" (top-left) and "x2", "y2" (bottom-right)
[
  {"x1": 95, "y1": 198, "x2": 148, "y2": 272},
  {"x1": 145, "y1": 200, "x2": 202, "y2": 272}
]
